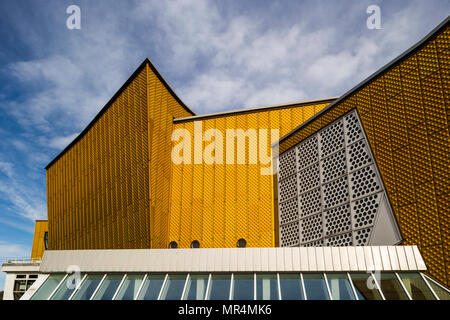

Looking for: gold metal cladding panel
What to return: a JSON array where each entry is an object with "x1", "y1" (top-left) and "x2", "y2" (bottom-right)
[
  {"x1": 167, "y1": 102, "x2": 331, "y2": 249},
  {"x1": 146, "y1": 66, "x2": 193, "y2": 249},
  {"x1": 47, "y1": 67, "x2": 150, "y2": 250},
  {"x1": 278, "y1": 24, "x2": 450, "y2": 287},
  {"x1": 30, "y1": 220, "x2": 48, "y2": 260}
]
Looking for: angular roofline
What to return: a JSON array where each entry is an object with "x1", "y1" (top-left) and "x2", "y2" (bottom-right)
[
  {"x1": 273, "y1": 16, "x2": 450, "y2": 148},
  {"x1": 173, "y1": 97, "x2": 338, "y2": 123},
  {"x1": 45, "y1": 58, "x2": 195, "y2": 169}
]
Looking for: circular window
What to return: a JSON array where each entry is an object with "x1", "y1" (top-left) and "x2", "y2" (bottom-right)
[
  {"x1": 190, "y1": 240, "x2": 200, "y2": 248},
  {"x1": 236, "y1": 238, "x2": 247, "y2": 248},
  {"x1": 168, "y1": 241, "x2": 178, "y2": 249}
]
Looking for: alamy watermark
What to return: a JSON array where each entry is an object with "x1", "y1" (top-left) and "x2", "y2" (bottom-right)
[
  {"x1": 66, "y1": 5, "x2": 81, "y2": 30},
  {"x1": 171, "y1": 123, "x2": 279, "y2": 176},
  {"x1": 367, "y1": 5, "x2": 381, "y2": 29}
]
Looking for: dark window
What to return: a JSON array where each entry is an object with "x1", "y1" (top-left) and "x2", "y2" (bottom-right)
[
  {"x1": 237, "y1": 238, "x2": 247, "y2": 248},
  {"x1": 169, "y1": 241, "x2": 178, "y2": 249},
  {"x1": 44, "y1": 232, "x2": 48, "y2": 250},
  {"x1": 190, "y1": 240, "x2": 200, "y2": 248}
]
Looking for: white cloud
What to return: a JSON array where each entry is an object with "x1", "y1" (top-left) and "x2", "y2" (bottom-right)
[
  {"x1": 47, "y1": 133, "x2": 79, "y2": 151},
  {"x1": 0, "y1": 161, "x2": 14, "y2": 179}
]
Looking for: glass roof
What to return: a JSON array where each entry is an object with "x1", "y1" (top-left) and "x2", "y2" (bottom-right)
[{"x1": 28, "y1": 271, "x2": 449, "y2": 300}]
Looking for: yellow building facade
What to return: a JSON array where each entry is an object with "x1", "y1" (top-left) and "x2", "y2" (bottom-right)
[
  {"x1": 277, "y1": 19, "x2": 449, "y2": 287},
  {"x1": 30, "y1": 220, "x2": 48, "y2": 260},
  {"x1": 39, "y1": 17, "x2": 449, "y2": 288},
  {"x1": 44, "y1": 58, "x2": 333, "y2": 251}
]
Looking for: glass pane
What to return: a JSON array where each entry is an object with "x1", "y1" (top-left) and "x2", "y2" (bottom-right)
[
  {"x1": 302, "y1": 273, "x2": 330, "y2": 300},
  {"x1": 350, "y1": 273, "x2": 383, "y2": 300},
  {"x1": 207, "y1": 274, "x2": 231, "y2": 300},
  {"x1": 377, "y1": 273, "x2": 409, "y2": 300},
  {"x1": 326, "y1": 273, "x2": 356, "y2": 300},
  {"x1": 256, "y1": 274, "x2": 278, "y2": 300},
  {"x1": 115, "y1": 274, "x2": 145, "y2": 300},
  {"x1": 14, "y1": 280, "x2": 27, "y2": 291},
  {"x1": 279, "y1": 273, "x2": 304, "y2": 300},
  {"x1": 424, "y1": 277, "x2": 450, "y2": 300},
  {"x1": 232, "y1": 274, "x2": 254, "y2": 300},
  {"x1": 92, "y1": 274, "x2": 124, "y2": 300},
  {"x1": 31, "y1": 274, "x2": 65, "y2": 300},
  {"x1": 398, "y1": 273, "x2": 435, "y2": 300},
  {"x1": 51, "y1": 274, "x2": 85, "y2": 300},
  {"x1": 183, "y1": 274, "x2": 209, "y2": 300},
  {"x1": 137, "y1": 274, "x2": 166, "y2": 300},
  {"x1": 159, "y1": 274, "x2": 187, "y2": 300},
  {"x1": 71, "y1": 274, "x2": 104, "y2": 300},
  {"x1": 26, "y1": 280, "x2": 36, "y2": 290}
]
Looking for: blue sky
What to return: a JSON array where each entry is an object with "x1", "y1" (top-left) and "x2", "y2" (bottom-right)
[{"x1": 0, "y1": 0, "x2": 448, "y2": 289}]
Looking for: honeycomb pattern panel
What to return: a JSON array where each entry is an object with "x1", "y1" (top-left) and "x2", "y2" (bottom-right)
[
  {"x1": 349, "y1": 165, "x2": 382, "y2": 200},
  {"x1": 319, "y1": 119, "x2": 345, "y2": 159},
  {"x1": 325, "y1": 232, "x2": 353, "y2": 246},
  {"x1": 303, "y1": 239, "x2": 324, "y2": 247},
  {"x1": 298, "y1": 164, "x2": 320, "y2": 194},
  {"x1": 279, "y1": 197, "x2": 299, "y2": 226},
  {"x1": 324, "y1": 203, "x2": 352, "y2": 237},
  {"x1": 344, "y1": 111, "x2": 364, "y2": 145},
  {"x1": 351, "y1": 193, "x2": 381, "y2": 230},
  {"x1": 280, "y1": 221, "x2": 300, "y2": 247},
  {"x1": 278, "y1": 109, "x2": 399, "y2": 251},
  {"x1": 323, "y1": 176, "x2": 349, "y2": 210},
  {"x1": 348, "y1": 140, "x2": 373, "y2": 172},
  {"x1": 279, "y1": 175, "x2": 298, "y2": 202},
  {"x1": 278, "y1": 148, "x2": 297, "y2": 180},
  {"x1": 296, "y1": 135, "x2": 319, "y2": 171},
  {"x1": 299, "y1": 187, "x2": 321, "y2": 218},
  {"x1": 300, "y1": 213, "x2": 323, "y2": 244},
  {"x1": 320, "y1": 149, "x2": 347, "y2": 183},
  {"x1": 353, "y1": 227, "x2": 373, "y2": 246}
]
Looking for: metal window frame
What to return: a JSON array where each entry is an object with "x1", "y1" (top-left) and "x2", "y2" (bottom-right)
[
  {"x1": 47, "y1": 274, "x2": 68, "y2": 300},
  {"x1": 276, "y1": 273, "x2": 282, "y2": 300},
  {"x1": 134, "y1": 274, "x2": 148, "y2": 300},
  {"x1": 395, "y1": 272, "x2": 412, "y2": 300},
  {"x1": 299, "y1": 273, "x2": 307, "y2": 300},
  {"x1": 157, "y1": 274, "x2": 169, "y2": 300},
  {"x1": 253, "y1": 273, "x2": 257, "y2": 300},
  {"x1": 204, "y1": 273, "x2": 212, "y2": 300},
  {"x1": 68, "y1": 273, "x2": 87, "y2": 300},
  {"x1": 370, "y1": 272, "x2": 386, "y2": 300},
  {"x1": 420, "y1": 273, "x2": 442, "y2": 300},
  {"x1": 229, "y1": 273, "x2": 234, "y2": 300},
  {"x1": 112, "y1": 274, "x2": 127, "y2": 300},
  {"x1": 181, "y1": 274, "x2": 190, "y2": 300},
  {"x1": 323, "y1": 273, "x2": 333, "y2": 300},
  {"x1": 347, "y1": 272, "x2": 359, "y2": 300},
  {"x1": 90, "y1": 274, "x2": 107, "y2": 300}
]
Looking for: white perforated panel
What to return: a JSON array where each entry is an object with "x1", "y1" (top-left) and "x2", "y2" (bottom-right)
[
  {"x1": 278, "y1": 109, "x2": 399, "y2": 248},
  {"x1": 279, "y1": 197, "x2": 299, "y2": 226},
  {"x1": 300, "y1": 213, "x2": 323, "y2": 243},
  {"x1": 299, "y1": 187, "x2": 322, "y2": 218},
  {"x1": 279, "y1": 148, "x2": 296, "y2": 180},
  {"x1": 298, "y1": 164, "x2": 320, "y2": 194},
  {"x1": 296, "y1": 135, "x2": 318, "y2": 171},
  {"x1": 325, "y1": 232, "x2": 353, "y2": 246},
  {"x1": 353, "y1": 227, "x2": 372, "y2": 246},
  {"x1": 319, "y1": 120, "x2": 345, "y2": 159},
  {"x1": 280, "y1": 221, "x2": 300, "y2": 247},
  {"x1": 279, "y1": 174, "x2": 298, "y2": 202},
  {"x1": 320, "y1": 149, "x2": 347, "y2": 183}
]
